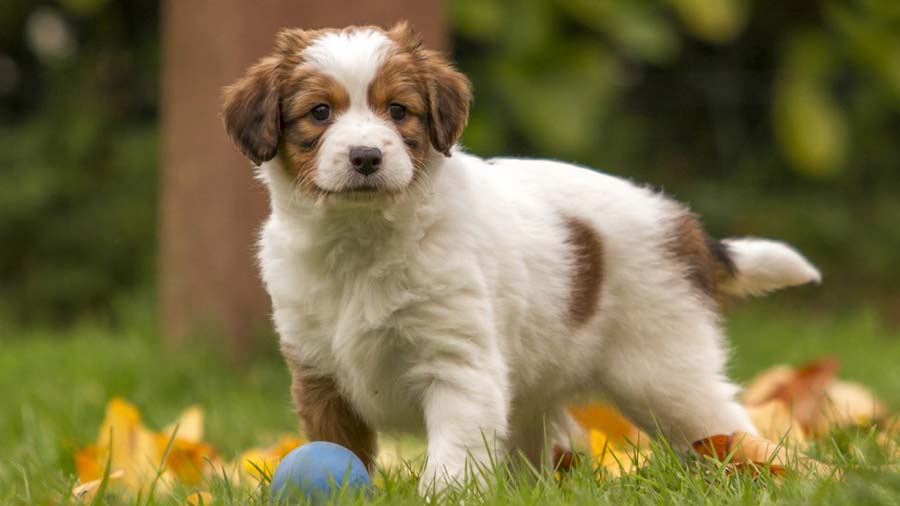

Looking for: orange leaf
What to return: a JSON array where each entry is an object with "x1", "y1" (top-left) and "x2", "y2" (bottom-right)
[
  {"x1": 74, "y1": 444, "x2": 103, "y2": 483},
  {"x1": 569, "y1": 404, "x2": 639, "y2": 441},
  {"x1": 160, "y1": 437, "x2": 217, "y2": 486},
  {"x1": 693, "y1": 432, "x2": 787, "y2": 476}
]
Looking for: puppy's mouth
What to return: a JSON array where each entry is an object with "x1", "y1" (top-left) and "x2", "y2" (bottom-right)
[{"x1": 312, "y1": 183, "x2": 394, "y2": 205}]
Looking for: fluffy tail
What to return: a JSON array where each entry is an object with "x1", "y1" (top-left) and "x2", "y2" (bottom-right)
[{"x1": 718, "y1": 238, "x2": 822, "y2": 297}]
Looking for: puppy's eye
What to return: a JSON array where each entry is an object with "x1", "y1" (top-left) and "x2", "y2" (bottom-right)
[
  {"x1": 389, "y1": 103, "x2": 407, "y2": 122},
  {"x1": 310, "y1": 104, "x2": 331, "y2": 122}
]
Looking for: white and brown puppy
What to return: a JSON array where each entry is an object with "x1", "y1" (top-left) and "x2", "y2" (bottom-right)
[{"x1": 222, "y1": 23, "x2": 820, "y2": 492}]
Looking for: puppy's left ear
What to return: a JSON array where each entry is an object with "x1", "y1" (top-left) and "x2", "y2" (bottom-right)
[
  {"x1": 222, "y1": 56, "x2": 281, "y2": 165},
  {"x1": 423, "y1": 52, "x2": 472, "y2": 157},
  {"x1": 388, "y1": 22, "x2": 472, "y2": 156}
]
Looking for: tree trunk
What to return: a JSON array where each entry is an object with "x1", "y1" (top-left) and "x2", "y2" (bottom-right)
[{"x1": 160, "y1": 1, "x2": 446, "y2": 358}]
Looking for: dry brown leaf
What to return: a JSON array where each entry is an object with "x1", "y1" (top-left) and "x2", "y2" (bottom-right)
[
  {"x1": 692, "y1": 432, "x2": 787, "y2": 476},
  {"x1": 814, "y1": 380, "x2": 887, "y2": 434},
  {"x1": 741, "y1": 357, "x2": 886, "y2": 436},
  {"x1": 746, "y1": 400, "x2": 807, "y2": 448},
  {"x1": 693, "y1": 431, "x2": 840, "y2": 478},
  {"x1": 769, "y1": 358, "x2": 840, "y2": 431},
  {"x1": 742, "y1": 365, "x2": 795, "y2": 406}
]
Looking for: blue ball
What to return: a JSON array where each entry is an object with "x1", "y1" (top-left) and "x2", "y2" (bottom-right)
[{"x1": 270, "y1": 442, "x2": 372, "y2": 504}]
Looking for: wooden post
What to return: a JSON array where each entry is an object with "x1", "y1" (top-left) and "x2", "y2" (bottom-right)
[{"x1": 160, "y1": 1, "x2": 446, "y2": 357}]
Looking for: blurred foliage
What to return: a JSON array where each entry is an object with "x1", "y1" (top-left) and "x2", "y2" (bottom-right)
[
  {"x1": 453, "y1": 0, "x2": 900, "y2": 314},
  {"x1": 1, "y1": 0, "x2": 899, "y2": 324},
  {"x1": 0, "y1": 0, "x2": 158, "y2": 324}
]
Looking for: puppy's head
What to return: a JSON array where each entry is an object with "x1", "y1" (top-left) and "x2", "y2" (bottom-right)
[{"x1": 222, "y1": 23, "x2": 471, "y2": 200}]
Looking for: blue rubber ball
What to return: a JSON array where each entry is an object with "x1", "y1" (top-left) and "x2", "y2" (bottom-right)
[{"x1": 270, "y1": 442, "x2": 372, "y2": 504}]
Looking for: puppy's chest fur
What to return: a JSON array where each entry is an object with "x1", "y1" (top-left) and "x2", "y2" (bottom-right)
[{"x1": 263, "y1": 211, "x2": 463, "y2": 431}]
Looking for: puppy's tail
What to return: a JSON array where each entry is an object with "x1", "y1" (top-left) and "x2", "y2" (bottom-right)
[{"x1": 717, "y1": 238, "x2": 821, "y2": 297}]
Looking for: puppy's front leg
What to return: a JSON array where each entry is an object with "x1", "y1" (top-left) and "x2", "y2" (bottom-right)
[
  {"x1": 419, "y1": 369, "x2": 509, "y2": 495},
  {"x1": 284, "y1": 357, "x2": 377, "y2": 471}
]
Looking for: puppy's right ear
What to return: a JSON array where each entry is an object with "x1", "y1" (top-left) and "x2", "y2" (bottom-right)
[{"x1": 222, "y1": 56, "x2": 281, "y2": 165}]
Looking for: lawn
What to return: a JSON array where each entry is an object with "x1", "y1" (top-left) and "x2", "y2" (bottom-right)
[{"x1": 2, "y1": 299, "x2": 899, "y2": 505}]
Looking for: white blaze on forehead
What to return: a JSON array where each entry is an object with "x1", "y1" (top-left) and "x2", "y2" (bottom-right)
[{"x1": 302, "y1": 29, "x2": 392, "y2": 108}]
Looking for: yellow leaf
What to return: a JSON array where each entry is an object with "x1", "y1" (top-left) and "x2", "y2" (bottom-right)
[
  {"x1": 92, "y1": 398, "x2": 164, "y2": 490},
  {"x1": 746, "y1": 400, "x2": 807, "y2": 448},
  {"x1": 186, "y1": 491, "x2": 214, "y2": 505},
  {"x1": 570, "y1": 403, "x2": 650, "y2": 476},
  {"x1": 72, "y1": 469, "x2": 125, "y2": 501},
  {"x1": 162, "y1": 405, "x2": 205, "y2": 443},
  {"x1": 236, "y1": 435, "x2": 305, "y2": 482},
  {"x1": 74, "y1": 399, "x2": 219, "y2": 496},
  {"x1": 589, "y1": 429, "x2": 648, "y2": 476}
]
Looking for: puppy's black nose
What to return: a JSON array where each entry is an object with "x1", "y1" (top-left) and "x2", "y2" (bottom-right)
[{"x1": 349, "y1": 146, "x2": 382, "y2": 176}]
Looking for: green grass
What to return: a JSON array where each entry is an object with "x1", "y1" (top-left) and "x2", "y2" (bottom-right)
[{"x1": 1, "y1": 300, "x2": 899, "y2": 505}]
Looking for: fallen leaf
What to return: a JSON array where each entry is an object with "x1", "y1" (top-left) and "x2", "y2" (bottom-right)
[
  {"x1": 742, "y1": 358, "x2": 886, "y2": 435},
  {"x1": 162, "y1": 405, "x2": 205, "y2": 443},
  {"x1": 768, "y1": 358, "x2": 840, "y2": 431},
  {"x1": 72, "y1": 469, "x2": 125, "y2": 500},
  {"x1": 160, "y1": 437, "x2": 217, "y2": 486},
  {"x1": 742, "y1": 365, "x2": 795, "y2": 406},
  {"x1": 186, "y1": 491, "x2": 213, "y2": 505},
  {"x1": 235, "y1": 435, "x2": 304, "y2": 482},
  {"x1": 569, "y1": 403, "x2": 650, "y2": 476},
  {"x1": 693, "y1": 432, "x2": 787, "y2": 476},
  {"x1": 746, "y1": 400, "x2": 807, "y2": 448},
  {"x1": 693, "y1": 431, "x2": 839, "y2": 478},
  {"x1": 85, "y1": 398, "x2": 165, "y2": 490},
  {"x1": 74, "y1": 399, "x2": 219, "y2": 496},
  {"x1": 816, "y1": 380, "x2": 886, "y2": 434}
]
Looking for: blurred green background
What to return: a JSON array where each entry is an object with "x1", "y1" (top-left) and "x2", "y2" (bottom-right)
[{"x1": 1, "y1": 0, "x2": 899, "y2": 328}]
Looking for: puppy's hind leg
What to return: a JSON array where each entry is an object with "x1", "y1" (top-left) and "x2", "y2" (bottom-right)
[{"x1": 596, "y1": 312, "x2": 756, "y2": 454}]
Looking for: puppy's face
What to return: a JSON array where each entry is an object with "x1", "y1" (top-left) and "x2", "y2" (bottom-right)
[{"x1": 222, "y1": 23, "x2": 472, "y2": 200}]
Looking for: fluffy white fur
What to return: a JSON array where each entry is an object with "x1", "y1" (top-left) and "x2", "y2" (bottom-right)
[
  {"x1": 720, "y1": 239, "x2": 821, "y2": 296},
  {"x1": 252, "y1": 28, "x2": 820, "y2": 493}
]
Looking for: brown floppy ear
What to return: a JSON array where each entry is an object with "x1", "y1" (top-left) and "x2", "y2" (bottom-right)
[
  {"x1": 222, "y1": 56, "x2": 281, "y2": 165},
  {"x1": 387, "y1": 22, "x2": 471, "y2": 156},
  {"x1": 423, "y1": 50, "x2": 472, "y2": 157}
]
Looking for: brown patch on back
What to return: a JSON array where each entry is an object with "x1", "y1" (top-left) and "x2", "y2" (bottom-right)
[
  {"x1": 282, "y1": 354, "x2": 377, "y2": 471},
  {"x1": 667, "y1": 212, "x2": 734, "y2": 298},
  {"x1": 563, "y1": 216, "x2": 604, "y2": 328}
]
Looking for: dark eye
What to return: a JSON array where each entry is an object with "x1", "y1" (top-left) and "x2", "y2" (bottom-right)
[
  {"x1": 389, "y1": 103, "x2": 407, "y2": 121},
  {"x1": 310, "y1": 104, "x2": 331, "y2": 122}
]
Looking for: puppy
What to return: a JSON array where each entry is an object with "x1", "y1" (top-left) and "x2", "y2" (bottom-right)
[{"x1": 222, "y1": 22, "x2": 820, "y2": 492}]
